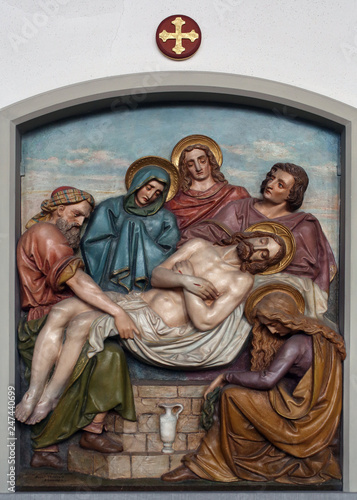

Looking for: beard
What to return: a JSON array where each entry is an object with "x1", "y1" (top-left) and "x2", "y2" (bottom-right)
[
  {"x1": 56, "y1": 218, "x2": 81, "y2": 250},
  {"x1": 236, "y1": 239, "x2": 254, "y2": 262}
]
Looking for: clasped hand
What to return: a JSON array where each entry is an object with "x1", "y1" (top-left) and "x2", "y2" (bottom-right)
[{"x1": 172, "y1": 260, "x2": 219, "y2": 301}]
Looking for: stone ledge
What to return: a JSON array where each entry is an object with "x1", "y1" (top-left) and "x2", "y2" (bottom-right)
[
  {"x1": 135, "y1": 383, "x2": 207, "y2": 400},
  {"x1": 133, "y1": 380, "x2": 208, "y2": 386},
  {"x1": 138, "y1": 385, "x2": 178, "y2": 398},
  {"x1": 135, "y1": 397, "x2": 192, "y2": 415},
  {"x1": 68, "y1": 445, "x2": 188, "y2": 479}
]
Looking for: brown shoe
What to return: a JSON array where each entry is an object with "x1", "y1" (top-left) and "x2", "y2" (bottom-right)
[
  {"x1": 30, "y1": 451, "x2": 65, "y2": 470},
  {"x1": 79, "y1": 431, "x2": 123, "y2": 453},
  {"x1": 161, "y1": 465, "x2": 201, "y2": 482}
]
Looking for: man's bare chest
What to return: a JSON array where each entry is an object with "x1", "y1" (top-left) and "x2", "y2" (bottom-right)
[{"x1": 190, "y1": 255, "x2": 238, "y2": 292}]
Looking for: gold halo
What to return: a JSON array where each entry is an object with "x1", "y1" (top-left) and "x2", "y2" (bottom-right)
[
  {"x1": 125, "y1": 156, "x2": 179, "y2": 202},
  {"x1": 245, "y1": 221, "x2": 296, "y2": 275},
  {"x1": 171, "y1": 135, "x2": 223, "y2": 168},
  {"x1": 244, "y1": 283, "x2": 305, "y2": 324}
]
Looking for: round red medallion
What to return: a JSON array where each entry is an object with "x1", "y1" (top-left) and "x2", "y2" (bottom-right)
[{"x1": 156, "y1": 15, "x2": 201, "y2": 60}]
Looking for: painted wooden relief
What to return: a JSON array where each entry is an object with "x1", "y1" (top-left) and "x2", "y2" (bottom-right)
[{"x1": 15, "y1": 101, "x2": 343, "y2": 492}]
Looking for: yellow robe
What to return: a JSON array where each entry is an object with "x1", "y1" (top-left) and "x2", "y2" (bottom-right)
[{"x1": 184, "y1": 334, "x2": 342, "y2": 484}]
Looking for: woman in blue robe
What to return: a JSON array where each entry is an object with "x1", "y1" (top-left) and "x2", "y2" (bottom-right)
[{"x1": 81, "y1": 165, "x2": 180, "y2": 293}]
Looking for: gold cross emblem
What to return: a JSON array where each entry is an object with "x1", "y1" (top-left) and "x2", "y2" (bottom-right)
[{"x1": 159, "y1": 17, "x2": 199, "y2": 55}]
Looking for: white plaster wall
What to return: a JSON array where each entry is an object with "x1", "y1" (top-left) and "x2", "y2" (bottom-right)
[{"x1": 0, "y1": 0, "x2": 357, "y2": 109}]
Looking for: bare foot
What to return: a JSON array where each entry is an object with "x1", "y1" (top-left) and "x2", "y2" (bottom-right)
[
  {"x1": 15, "y1": 391, "x2": 42, "y2": 422},
  {"x1": 25, "y1": 397, "x2": 58, "y2": 425}
]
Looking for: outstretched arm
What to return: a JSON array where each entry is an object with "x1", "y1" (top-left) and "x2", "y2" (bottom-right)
[
  {"x1": 67, "y1": 269, "x2": 139, "y2": 339},
  {"x1": 204, "y1": 335, "x2": 312, "y2": 397},
  {"x1": 224, "y1": 335, "x2": 311, "y2": 389}
]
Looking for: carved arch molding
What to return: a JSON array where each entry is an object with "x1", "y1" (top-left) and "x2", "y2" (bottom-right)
[{"x1": 0, "y1": 72, "x2": 356, "y2": 492}]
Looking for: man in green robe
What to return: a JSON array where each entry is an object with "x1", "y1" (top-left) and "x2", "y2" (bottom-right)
[{"x1": 16, "y1": 186, "x2": 136, "y2": 469}]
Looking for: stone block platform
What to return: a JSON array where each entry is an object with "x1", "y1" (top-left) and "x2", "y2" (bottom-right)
[{"x1": 67, "y1": 381, "x2": 208, "y2": 479}]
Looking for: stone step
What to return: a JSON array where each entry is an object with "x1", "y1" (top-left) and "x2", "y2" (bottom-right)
[
  {"x1": 68, "y1": 445, "x2": 188, "y2": 479},
  {"x1": 68, "y1": 381, "x2": 208, "y2": 478}
]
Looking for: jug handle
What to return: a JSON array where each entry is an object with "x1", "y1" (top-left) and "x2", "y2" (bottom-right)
[{"x1": 172, "y1": 403, "x2": 184, "y2": 417}]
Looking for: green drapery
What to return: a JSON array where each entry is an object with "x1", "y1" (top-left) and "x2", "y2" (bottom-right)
[{"x1": 18, "y1": 316, "x2": 136, "y2": 450}]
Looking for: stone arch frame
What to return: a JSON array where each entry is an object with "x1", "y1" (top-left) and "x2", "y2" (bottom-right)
[{"x1": 0, "y1": 71, "x2": 356, "y2": 492}]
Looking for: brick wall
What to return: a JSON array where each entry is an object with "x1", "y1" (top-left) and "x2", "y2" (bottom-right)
[{"x1": 68, "y1": 381, "x2": 208, "y2": 479}]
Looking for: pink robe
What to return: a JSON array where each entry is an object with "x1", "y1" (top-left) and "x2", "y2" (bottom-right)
[{"x1": 180, "y1": 197, "x2": 337, "y2": 293}]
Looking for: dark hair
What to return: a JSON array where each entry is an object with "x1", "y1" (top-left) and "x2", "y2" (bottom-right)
[
  {"x1": 178, "y1": 144, "x2": 226, "y2": 192},
  {"x1": 219, "y1": 230, "x2": 286, "y2": 275},
  {"x1": 260, "y1": 163, "x2": 309, "y2": 211}
]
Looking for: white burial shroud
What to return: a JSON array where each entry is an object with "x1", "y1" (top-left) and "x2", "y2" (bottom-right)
[{"x1": 88, "y1": 273, "x2": 332, "y2": 369}]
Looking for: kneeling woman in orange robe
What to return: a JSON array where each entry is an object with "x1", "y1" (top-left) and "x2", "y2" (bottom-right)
[{"x1": 162, "y1": 285, "x2": 346, "y2": 485}]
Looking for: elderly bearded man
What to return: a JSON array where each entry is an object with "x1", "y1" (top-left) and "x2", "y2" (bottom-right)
[{"x1": 16, "y1": 187, "x2": 136, "y2": 469}]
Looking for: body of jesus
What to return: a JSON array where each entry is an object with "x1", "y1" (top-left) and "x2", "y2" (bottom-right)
[{"x1": 16, "y1": 231, "x2": 285, "y2": 425}]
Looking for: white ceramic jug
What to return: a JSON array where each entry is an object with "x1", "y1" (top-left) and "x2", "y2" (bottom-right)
[{"x1": 158, "y1": 403, "x2": 184, "y2": 454}]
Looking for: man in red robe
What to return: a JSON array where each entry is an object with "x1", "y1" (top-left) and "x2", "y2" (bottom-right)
[
  {"x1": 16, "y1": 187, "x2": 136, "y2": 469},
  {"x1": 165, "y1": 144, "x2": 250, "y2": 230}
]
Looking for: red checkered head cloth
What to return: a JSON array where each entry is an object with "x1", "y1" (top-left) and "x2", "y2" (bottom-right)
[{"x1": 25, "y1": 186, "x2": 95, "y2": 229}]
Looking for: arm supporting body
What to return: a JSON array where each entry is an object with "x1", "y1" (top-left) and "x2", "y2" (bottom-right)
[{"x1": 67, "y1": 269, "x2": 139, "y2": 338}]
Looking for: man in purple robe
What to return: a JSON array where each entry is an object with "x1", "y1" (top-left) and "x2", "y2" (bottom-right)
[{"x1": 179, "y1": 163, "x2": 336, "y2": 293}]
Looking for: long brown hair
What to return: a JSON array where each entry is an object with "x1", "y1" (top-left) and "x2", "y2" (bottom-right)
[
  {"x1": 178, "y1": 144, "x2": 225, "y2": 192},
  {"x1": 250, "y1": 292, "x2": 346, "y2": 371}
]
